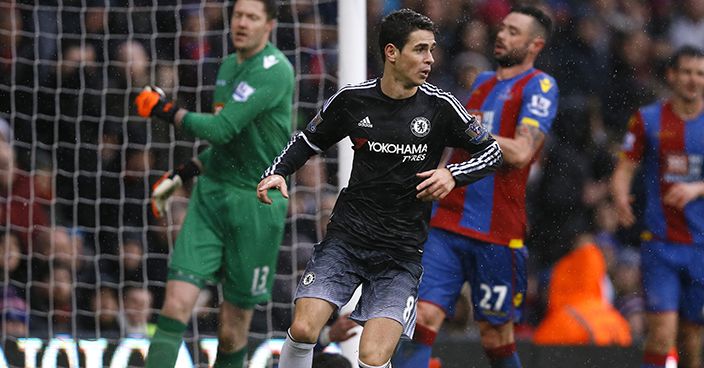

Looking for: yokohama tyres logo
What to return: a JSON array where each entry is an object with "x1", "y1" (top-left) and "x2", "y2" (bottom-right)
[{"x1": 367, "y1": 141, "x2": 428, "y2": 155}]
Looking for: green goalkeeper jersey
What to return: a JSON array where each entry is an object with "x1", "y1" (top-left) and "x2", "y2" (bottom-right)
[{"x1": 182, "y1": 42, "x2": 294, "y2": 189}]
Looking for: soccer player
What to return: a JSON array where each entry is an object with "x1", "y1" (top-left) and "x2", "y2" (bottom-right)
[
  {"x1": 611, "y1": 46, "x2": 704, "y2": 368},
  {"x1": 133, "y1": 1, "x2": 294, "y2": 367},
  {"x1": 256, "y1": 9, "x2": 503, "y2": 368},
  {"x1": 392, "y1": 6, "x2": 557, "y2": 368}
]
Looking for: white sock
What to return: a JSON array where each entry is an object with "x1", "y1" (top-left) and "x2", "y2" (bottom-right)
[
  {"x1": 358, "y1": 358, "x2": 391, "y2": 368},
  {"x1": 278, "y1": 329, "x2": 316, "y2": 368}
]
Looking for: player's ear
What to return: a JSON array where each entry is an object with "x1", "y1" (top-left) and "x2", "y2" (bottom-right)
[
  {"x1": 266, "y1": 19, "x2": 276, "y2": 34},
  {"x1": 530, "y1": 36, "x2": 545, "y2": 54},
  {"x1": 384, "y1": 43, "x2": 399, "y2": 63}
]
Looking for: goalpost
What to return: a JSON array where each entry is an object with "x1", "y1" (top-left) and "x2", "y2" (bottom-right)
[{"x1": 0, "y1": 0, "x2": 365, "y2": 366}]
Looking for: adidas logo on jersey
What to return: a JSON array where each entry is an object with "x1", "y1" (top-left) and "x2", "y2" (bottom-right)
[{"x1": 358, "y1": 116, "x2": 373, "y2": 128}]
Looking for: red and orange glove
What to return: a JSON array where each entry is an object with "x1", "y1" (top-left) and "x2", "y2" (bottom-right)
[
  {"x1": 150, "y1": 159, "x2": 201, "y2": 218},
  {"x1": 135, "y1": 86, "x2": 178, "y2": 124}
]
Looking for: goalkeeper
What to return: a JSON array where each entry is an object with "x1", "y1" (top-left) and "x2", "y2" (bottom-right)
[{"x1": 134, "y1": 1, "x2": 293, "y2": 367}]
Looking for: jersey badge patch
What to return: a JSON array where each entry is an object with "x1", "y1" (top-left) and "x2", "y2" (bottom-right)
[
  {"x1": 263, "y1": 55, "x2": 279, "y2": 69},
  {"x1": 307, "y1": 112, "x2": 323, "y2": 133},
  {"x1": 465, "y1": 116, "x2": 489, "y2": 143},
  {"x1": 302, "y1": 272, "x2": 315, "y2": 286},
  {"x1": 539, "y1": 77, "x2": 553, "y2": 93},
  {"x1": 410, "y1": 116, "x2": 430, "y2": 137},
  {"x1": 233, "y1": 81, "x2": 255, "y2": 102}
]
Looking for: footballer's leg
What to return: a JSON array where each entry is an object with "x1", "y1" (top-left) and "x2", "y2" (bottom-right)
[
  {"x1": 392, "y1": 301, "x2": 446, "y2": 368},
  {"x1": 678, "y1": 320, "x2": 703, "y2": 368},
  {"x1": 213, "y1": 302, "x2": 254, "y2": 368},
  {"x1": 146, "y1": 280, "x2": 201, "y2": 368},
  {"x1": 641, "y1": 241, "x2": 680, "y2": 368},
  {"x1": 473, "y1": 242, "x2": 527, "y2": 368},
  {"x1": 393, "y1": 229, "x2": 464, "y2": 368},
  {"x1": 359, "y1": 317, "x2": 403, "y2": 367},
  {"x1": 280, "y1": 297, "x2": 336, "y2": 368},
  {"x1": 281, "y1": 237, "x2": 364, "y2": 367},
  {"x1": 218, "y1": 186, "x2": 286, "y2": 367},
  {"x1": 146, "y1": 180, "x2": 224, "y2": 368}
]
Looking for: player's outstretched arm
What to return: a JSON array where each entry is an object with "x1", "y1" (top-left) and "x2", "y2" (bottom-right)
[
  {"x1": 135, "y1": 86, "x2": 187, "y2": 126},
  {"x1": 257, "y1": 174, "x2": 288, "y2": 205}
]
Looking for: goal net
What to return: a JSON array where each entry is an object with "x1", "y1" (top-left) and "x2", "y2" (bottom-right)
[{"x1": 1, "y1": 0, "x2": 341, "y2": 366}]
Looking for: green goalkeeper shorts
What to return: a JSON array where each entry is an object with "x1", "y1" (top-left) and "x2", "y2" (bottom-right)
[{"x1": 168, "y1": 175, "x2": 287, "y2": 308}]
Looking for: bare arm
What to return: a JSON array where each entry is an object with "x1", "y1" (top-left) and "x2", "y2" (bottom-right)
[
  {"x1": 610, "y1": 157, "x2": 638, "y2": 227},
  {"x1": 493, "y1": 123, "x2": 545, "y2": 168}
]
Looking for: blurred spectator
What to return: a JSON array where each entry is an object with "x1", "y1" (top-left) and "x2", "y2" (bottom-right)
[
  {"x1": 0, "y1": 3, "x2": 35, "y2": 119},
  {"x1": 0, "y1": 230, "x2": 22, "y2": 282},
  {"x1": 1, "y1": 286, "x2": 28, "y2": 337},
  {"x1": 448, "y1": 51, "x2": 491, "y2": 103},
  {"x1": 296, "y1": 13, "x2": 338, "y2": 126},
  {"x1": 40, "y1": 228, "x2": 96, "y2": 308},
  {"x1": 452, "y1": 19, "x2": 492, "y2": 57},
  {"x1": 529, "y1": 107, "x2": 597, "y2": 270},
  {"x1": 121, "y1": 233, "x2": 146, "y2": 283},
  {"x1": 602, "y1": 29, "x2": 660, "y2": 140},
  {"x1": 548, "y1": 13, "x2": 610, "y2": 110},
  {"x1": 178, "y1": 9, "x2": 219, "y2": 112},
  {"x1": 123, "y1": 287, "x2": 153, "y2": 337},
  {"x1": 0, "y1": 146, "x2": 50, "y2": 252},
  {"x1": 611, "y1": 247, "x2": 645, "y2": 342},
  {"x1": 88, "y1": 286, "x2": 121, "y2": 336},
  {"x1": 533, "y1": 237, "x2": 632, "y2": 346},
  {"x1": 29, "y1": 264, "x2": 74, "y2": 337},
  {"x1": 668, "y1": 0, "x2": 704, "y2": 50},
  {"x1": 54, "y1": 41, "x2": 104, "y2": 226},
  {"x1": 107, "y1": 40, "x2": 150, "y2": 121}
]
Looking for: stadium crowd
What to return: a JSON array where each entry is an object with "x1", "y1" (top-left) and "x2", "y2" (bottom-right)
[{"x1": 1, "y1": 0, "x2": 704, "y2": 356}]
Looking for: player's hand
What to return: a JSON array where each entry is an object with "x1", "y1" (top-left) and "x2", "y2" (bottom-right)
[
  {"x1": 135, "y1": 86, "x2": 178, "y2": 124},
  {"x1": 257, "y1": 175, "x2": 288, "y2": 205},
  {"x1": 327, "y1": 314, "x2": 359, "y2": 343},
  {"x1": 416, "y1": 168, "x2": 455, "y2": 201},
  {"x1": 664, "y1": 182, "x2": 704, "y2": 210},
  {"x1": 613, "y1": 193, "x2": 636, "y2": 227},
  {"x1": 151, "y1": 171, "x2": 183, "y2": 218}
]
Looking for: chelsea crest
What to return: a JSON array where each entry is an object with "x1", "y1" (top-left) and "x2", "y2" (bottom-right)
[{"x1": 410, "y1": 116, "x2": 430, "y2": 137}]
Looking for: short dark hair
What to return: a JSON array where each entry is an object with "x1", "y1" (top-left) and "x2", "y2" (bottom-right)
[
  {"x1": 312, "y1": 352, "x2": 352, "y2": 368},
  {"x1": 512, "y1": 5, "x2": 552, "y2": 42},
  {"x1": 667, "y1": 45, "x2": 704, "y2": 70},
  {"x1": 236, "y1": 0, "x2": 279, "y2": 20},
  {"x1": 378, "y1": 8, "x2": 437, "y2": 62}
]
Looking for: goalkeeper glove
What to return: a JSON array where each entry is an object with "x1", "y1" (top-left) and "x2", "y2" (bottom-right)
[
  {"x1": 151, "y1": 160, "x2": 201, "y2": 218},
  {"x1": 135, "y1": 86, "x2": 179, "y2": 124}
]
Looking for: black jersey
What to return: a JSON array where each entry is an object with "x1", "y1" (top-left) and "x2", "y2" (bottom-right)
[{"x1": 264, "y1": 79, "x2": 502, "y2": 262}]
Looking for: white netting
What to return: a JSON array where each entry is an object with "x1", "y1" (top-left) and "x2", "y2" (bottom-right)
[{"x1": 1, "y1": 0, "x2": 339, "y2": 365}]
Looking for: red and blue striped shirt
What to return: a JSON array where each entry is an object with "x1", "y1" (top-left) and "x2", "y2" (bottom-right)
[{"x1": 431, "y1": 69, "x2": 558, "y2": 246}]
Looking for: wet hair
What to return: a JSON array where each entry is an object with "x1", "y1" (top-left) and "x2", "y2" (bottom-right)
[
  {"x1": 235, "y1": 0, "x2": 279, "y2": 20},
  {"x1": 512, "y1": 5, "x2": 552, "y2": 42},
  {"x1": 378, "y1": 8, "x2": 437, "y2": 62},
  {"x1": 667, "y1": 45, "x2": 704, "y2": 70}
]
